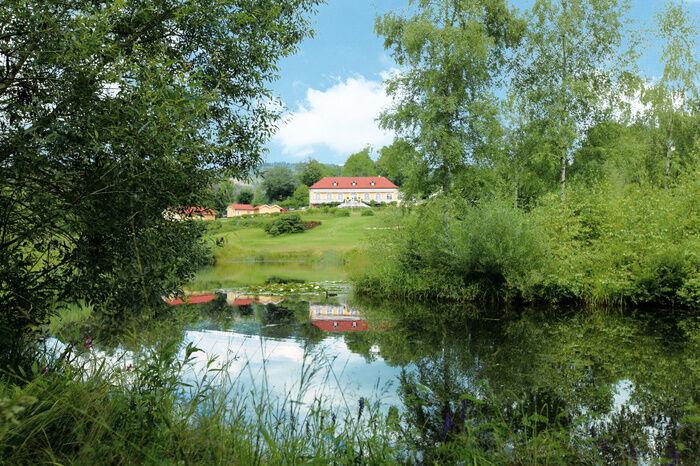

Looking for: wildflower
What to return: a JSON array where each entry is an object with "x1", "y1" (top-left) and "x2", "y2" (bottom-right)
[
  {"x1": 460, "y1": 398, "x2": 467, "y2": 424},
  {"x1": 589, "y1": 425, "x2": 597, "y2": 438},
  {"x1": 669, "y1": 441, "x2": 679, "y2": 465},
  {"x1": 83, "y1": 334, "x2": 94, "y2": 349},
  {"x1": 630, "y1": 443, "x2": 636, "y2": 461},
  {"x1": 126, "y1": 364, "x2": 133, "y2": 372},
  {"x1": 441, "y1": 412, "x2": 455, "y2": 442},
  {"x1": 42, "y1": 367, "x2": 48, "y2": 375},
  {"x1": 358, "y1": 397, "x2": 365, "y2": 419}
]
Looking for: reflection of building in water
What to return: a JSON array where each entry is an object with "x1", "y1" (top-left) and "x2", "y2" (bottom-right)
[
  {"x1": 226, "y1": 293, "x2": 285, "y2": 306},
  {"x1": 165, "y1": 292, "x2": 284, "y2": 306},
  {"x1": 309, "y1": 304, "x2": 368, "y2": 332},
  {"x1": 164, "y1": 292, "x2": 217, "y2": 305}
]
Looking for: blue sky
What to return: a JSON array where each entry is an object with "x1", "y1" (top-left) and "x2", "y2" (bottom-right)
[{"x1": 266, "y1": 0, "x2": 700, "y2": 165}]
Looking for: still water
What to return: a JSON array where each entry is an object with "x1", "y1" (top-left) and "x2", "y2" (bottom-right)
[{"x1": 69, "y1": 287, "x2": 698, "y2": 463}]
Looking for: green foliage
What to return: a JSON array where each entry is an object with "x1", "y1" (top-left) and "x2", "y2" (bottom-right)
[
  {"x1": 237, "y1": 189, "x2": 254, "y2": 205},
  {"x1": 341, "y1": 147, "x2": 376, "y2": 177},
  {"x1": 353, "y1": 173, "x2": 700, "y2": 310},
  {"x1": 376, "y1": 0, "x2": 525, "y2": 192},
  {"x1": 0, "y1": 0, "x2": 320, "y2": 350},
  {"x1": 297, "y1": 159, "x2": 325, "y2": 186},
  {"x1": 335, "y1": 209, "x2": 351, "y2": 217},
  {"x1": 376, "y1": 139, "x2": 416, "y2": 187},
  {"x1": 361, "y1": 209, "x2": 375, "y2": 216},
  {"x1": 264, "y1": 214, "x2": 305, "y2": 236},
  {"x1": 261, "y1": 166, "x2": 299, "y2": 202}
]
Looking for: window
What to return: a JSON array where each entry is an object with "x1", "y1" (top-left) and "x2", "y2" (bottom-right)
[
  {"x1": 352, "y1": 322, "x2": 357, "y2": 328},
  {"x1": 315, "y1": 193, "x2": 320, "y2": 200},
  {"x1": 336, "y1": 193, "x2": 342, "y2": 200},
  {"x1": 375, "y1": 193, "x2": 381, "y2": 201},
  {"x1": 326, "y1": 193, "x2": 332, "y2": 200},
  {"x1": 351, "y1": 192, "x2": 358, "y2": 201},
  {"x1": 364, "y1": 193, "x2": 370, "y2": 200},
  {"x1": 387, "y1": 193, "x2": 393, "y2": 200}
]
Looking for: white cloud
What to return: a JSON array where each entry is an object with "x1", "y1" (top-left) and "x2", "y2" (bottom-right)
[{"x1": 274, "y1": 75, "x2": 394, "y2": 158}]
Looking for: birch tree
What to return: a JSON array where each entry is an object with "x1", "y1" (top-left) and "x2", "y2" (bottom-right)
[{"x1": 512, "y1": 0, "x2": 632, "y2": 202}]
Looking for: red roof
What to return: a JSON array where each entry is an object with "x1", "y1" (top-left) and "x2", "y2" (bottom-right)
[
  {"x1": 253, "y1": 205, "x2": 265, "y2": 209},
  {"x1": 165, "y1": 294, "x2": 217, "y2": 305},
  {"x1": 309, "y1": 177, "x2": 398, "y2": 190},
  {"x1": 230, "y1": 299, "x2": 254, "y2": 306},
  {"x1": 228, "y1": 204, "x2": 254, "y2": 210},
  {"x1": 312, "y1": 320, "x2": 369, "y2": 332}
]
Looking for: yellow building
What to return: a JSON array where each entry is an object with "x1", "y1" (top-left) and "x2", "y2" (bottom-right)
[
  {"x1": 226, "y1": 204, "x2": 254, "y2": 217},
  {"x1": 308, "y1": 177, "x2": 399, "y2": 208},
  {"x1": 164, "y1": 206, "x2": 217, "y2": 221},
  {"x1": 254, "y1": 204, "x2": 283, "y2": 215}
]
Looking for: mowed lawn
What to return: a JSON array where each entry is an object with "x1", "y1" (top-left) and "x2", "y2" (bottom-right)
[
  {"x1": 208, "y1": 210, "x2": 392, "y2": 262},
  {"x1": 190, "y1": 210, "x2": 396, "y2": 289}
]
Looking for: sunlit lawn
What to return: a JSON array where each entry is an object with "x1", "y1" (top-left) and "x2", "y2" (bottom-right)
[{"x1": 190, "y1": 209, "x2": 396, "y2": 289}]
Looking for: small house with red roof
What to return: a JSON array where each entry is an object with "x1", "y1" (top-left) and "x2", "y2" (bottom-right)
[
  {"x1": 254, "y1": 204, "x2": 283, "y2": 215},
  {"x1": 308, "y1": 177, "x2": 399, "y2": 208},
  {"x1": 226, "y1": 203, "x2": 254, "y2": 217}
]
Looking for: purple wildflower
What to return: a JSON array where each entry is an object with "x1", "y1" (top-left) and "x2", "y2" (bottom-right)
[
  {"x1": 460, "y1": 398, "x2": 467, "y2": 424},
  {"x1": 126, "y1": 364, "x2": 133, "y2": 372},
  {"x1": 669, "y1": 441, "x2": 679, "y2": 465},
  {"x1": 358, "y1": 397, "x2": 365, "y2": 419},
  {"x1": 589, "y1": 425, "x2": 597, "y2": 438},
  {"x1": 630, "y1": 443, "x2": 636, "y2": 461},
  {"x1": 441, "y1": 412, "x2": 455, "y2": 442},
  {"x1": 42, "y1": 367, "x2": 48, "y2": 375}
]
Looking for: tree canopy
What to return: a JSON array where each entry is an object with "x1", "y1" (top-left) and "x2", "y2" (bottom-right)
[
  {"x1": 0, "y1": 0, "x2": 320, "y2": 346},
  {"x1": 342, "y1": 147, "x2": 377, "y2": 177},
  {"x1": 262, "y1": 166, "x2": 299, "y2": 202}
]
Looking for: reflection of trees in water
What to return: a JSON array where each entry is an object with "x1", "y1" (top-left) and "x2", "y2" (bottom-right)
[{"x1": 355, "y1": 298, "x2": 699, "y2": 463}]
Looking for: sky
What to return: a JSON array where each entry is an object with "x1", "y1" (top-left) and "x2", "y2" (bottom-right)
[{"x1": 266, "y1": 0, "x2": 700, "y2": 165}]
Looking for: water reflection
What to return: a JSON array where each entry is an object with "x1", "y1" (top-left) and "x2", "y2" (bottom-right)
[{"x1": 62, "y1": 291, "x2": 699, "y2": 463}]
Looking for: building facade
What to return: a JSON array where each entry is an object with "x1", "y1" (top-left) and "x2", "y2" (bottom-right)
[
  {"x1": 254, "y1": 204, "x2": 283, "y2": 215},
  {"x1": 226, "y1": 204, "x2": 254, "y2": 217},
  {"x1": 308, "y1": 177, "x2": 399, "y2": 208}
]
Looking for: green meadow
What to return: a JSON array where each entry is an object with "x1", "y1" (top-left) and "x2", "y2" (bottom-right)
[{"x1": 190, "y1": 209, "x2": 394, "y2": 289}]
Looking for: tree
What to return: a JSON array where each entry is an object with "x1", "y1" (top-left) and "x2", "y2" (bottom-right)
[
  {"x1": 298, "y1": 158, "x2": 325, "y2": 186},
  {"x1": 512, "y1": 0, "x2": 633, "y2": 201},
  {"x1": 262, "y1": 166, "x2": 298, "y2": 202},
  {"x1": 376, "y1": 140, "x2": 417, "y2": 187},
  {"x1": 376, "y1": 0, "x2": 525, "y2": 193},
  {"x1": 342, "y1": 147, "x2": 377, "y2": 177},
  {"x1": 292, "y1": 184, "x2": 310, "y2": 207},
  {"x1": 0, "y1": 0, "x2": 319, "y2": 350},
  {"x1": 641, "y1": 1, "x2": 700, "y2": 188},
  {"x1": 237, "y1": 189, "x2": 254, "y2": 205}
]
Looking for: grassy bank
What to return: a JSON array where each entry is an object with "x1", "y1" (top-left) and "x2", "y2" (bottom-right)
[
  {"x1": 352, "y1": 175, "x2": 700, "y2": 310},
  {"x1": 191, "y1": 209, "x2": 395, "y2": 289}
]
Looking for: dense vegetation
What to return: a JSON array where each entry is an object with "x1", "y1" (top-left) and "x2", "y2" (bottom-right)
[
  {"x1": 354, "y1": 174, "x2": 699, "y2": 309},
  {"x1": 351, "y1": 0, "x2": 700, "y2": 310}
]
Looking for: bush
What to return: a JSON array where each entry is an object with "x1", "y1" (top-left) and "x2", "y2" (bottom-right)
[
  {"x1": 361, "y1": 209, "x2": 375, "y2": 216},
  {"x1": 335, "y1": 209, "x2": 350, "y2": 217},
  {"x1": 264, "y1": 214, "x2": 305, "y2": 236}
]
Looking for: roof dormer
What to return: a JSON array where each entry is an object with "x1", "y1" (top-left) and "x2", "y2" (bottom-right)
[
  {"x1": 333, "y1": 180, "x2": 338, "y2": 186},
  {"x1": 352, "y1": 180, "x2": 357, "y2": 186},
  {"x1": 370, "y1": 180, "x2": 376, "y2": 186}
]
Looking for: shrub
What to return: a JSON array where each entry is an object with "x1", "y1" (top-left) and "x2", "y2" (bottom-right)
[
  {"x1": 264, "y1": 214, "x2": 304, "y2": 236},
  {"x1": 361, "y1": 209, "x2": 374, "y2": 216},
  {"x1": 335, "y1": 209, "x2": 350, "y2": 217}
]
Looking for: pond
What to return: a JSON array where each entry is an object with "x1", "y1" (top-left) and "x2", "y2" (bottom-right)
[{"x1": 63, "y1": 284, "x2": 699, "y2": 463}]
